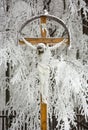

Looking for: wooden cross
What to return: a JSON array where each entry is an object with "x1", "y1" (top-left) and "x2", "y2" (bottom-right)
[
  {"x1": 19, "y1": 16, "x2": 69, "y2": 46},
  {"x1": 19, "y1": 16, "x2": 69, "y2": 130}
]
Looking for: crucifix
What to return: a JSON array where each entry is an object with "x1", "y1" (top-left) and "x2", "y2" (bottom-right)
[{"x1": 19, "y1": 12, "x2": 70, "y2": 130}]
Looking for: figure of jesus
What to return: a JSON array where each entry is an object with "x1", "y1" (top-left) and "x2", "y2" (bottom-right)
[{"x1": 22, "y1": 37, "x2": 67, "y2": 103}]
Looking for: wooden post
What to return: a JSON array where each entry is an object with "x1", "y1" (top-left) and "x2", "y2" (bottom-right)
[
  {"x1": 40, "y1": 16, "x2": 47, "y2": 130},
  {"x1": 40, "y1": 95, "x2": 47, "y2": 130}
]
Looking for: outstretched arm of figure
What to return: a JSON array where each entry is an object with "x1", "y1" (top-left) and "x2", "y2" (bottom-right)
[
  {"x1": 21, "y1": 37, "x2": 36, "y2": 50},
  {"x1": 50, "y1": 39, "x2": 68, "y2": 51}
]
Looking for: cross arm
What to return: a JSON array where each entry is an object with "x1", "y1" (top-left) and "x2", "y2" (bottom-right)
[{"x1": 19, "y1": 37, "x2": 69, "y2": 46}]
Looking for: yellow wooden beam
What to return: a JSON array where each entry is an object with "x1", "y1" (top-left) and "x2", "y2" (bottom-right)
[
  {"x1": 40, "y1": 102, "x2": 47, "y2": 130},
  {"x1": 40, "y1": 16, "x2": 47, "y2": 38},
  {"x1": 19, "y1": 38, "x2": 69, "y2": 45},
  {"x1": 40, "y1": 16, "x2": 47, "y2": 130}
]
